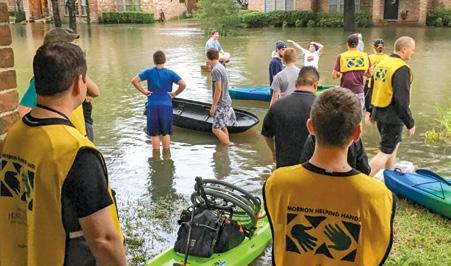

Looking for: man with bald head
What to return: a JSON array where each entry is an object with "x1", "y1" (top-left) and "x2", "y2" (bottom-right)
[{"x1": 366, "y1": 36, "x2": 416, "y2": 176}]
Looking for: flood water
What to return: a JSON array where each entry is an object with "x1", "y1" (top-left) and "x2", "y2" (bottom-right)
[{"x1": 11, "y1": 22, "x2": 450, "y2": 265}]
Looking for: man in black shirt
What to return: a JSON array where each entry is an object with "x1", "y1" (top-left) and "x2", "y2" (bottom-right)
[
  {"x1": 366, "y1": 36, "x2": 416, "y2": 176},
  {"x1": 261, "y1": 66, "x2": 319, "y2": 168}
]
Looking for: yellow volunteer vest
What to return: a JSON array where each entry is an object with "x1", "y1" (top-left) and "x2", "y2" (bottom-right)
[
  {"x1": 70, "y1": 105, "x2": 87, "y2": 137},
  {"x1": 264, "y1": 165, "x2": 394, "y2": 266},
  {"x1": 368, "y1": 53, "x2": 389, "y2": 87},
  {"x1": 0, "y1": 119, "x2": 122, "y2": 266},
  {"x1": 371, "y1": 56, "x2": 413, "y2": 108},
  {"x1": 369, "y1": 53, "x2": 389, "y2": 67},
  {"x1": 339, "y1": 50, "x2": 370, "y2": 72}
]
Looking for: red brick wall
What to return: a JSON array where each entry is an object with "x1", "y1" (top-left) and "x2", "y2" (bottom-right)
[
  {"x1": 295, "y1": 0, "x2": 312, "y2": 11},
  {"x1": 0, "y1": 3, "x2": 19, "y2": 152},
  {"x1": 248, "y1": 0, "x2": 264, "y2": 11},
  {"x1": 429, "y1": 0, "x2": 451, "y2": 8}
]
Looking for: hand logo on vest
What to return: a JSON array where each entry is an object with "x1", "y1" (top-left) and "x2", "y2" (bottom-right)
[
  {"x1": 375, "y1": 68, "x2": 387, "y2": 82},
  {"x1": 291, "y1": 224, "x2": 318, "y2": 252},
  {"x1": 324, "y1": 224, "x2": 351, "y2": 251},
  {"x1": 347, "y1": 57, "x2": 365, "y2": 68}
]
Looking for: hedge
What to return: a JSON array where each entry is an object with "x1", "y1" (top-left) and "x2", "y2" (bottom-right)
[
  {"x1": 427, "y1": 8, "x2": 451, "y2": 27},
  {"x1": 241, "y1": 10, "x2": 372, "y2": 28},
  {"x1": 101, "y1": 12, "x2": 155, "y2": 24}
]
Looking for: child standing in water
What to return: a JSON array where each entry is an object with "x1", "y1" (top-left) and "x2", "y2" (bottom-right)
[{"x1": 132, "y1": 50, "x2": 186, "y2": 150}]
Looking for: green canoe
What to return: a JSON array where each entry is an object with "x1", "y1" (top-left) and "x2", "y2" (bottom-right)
[{"x1": 146, "y1": 217, "x2": 272, "y2": 266}]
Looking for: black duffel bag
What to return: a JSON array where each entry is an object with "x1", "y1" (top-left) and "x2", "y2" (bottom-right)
[
  {"x1": 174, "y1": 207, "x2": 246, "y2": 258},
  {"x1": 214, "y1": 218, "x2": 245, "y2": 253},
  {"x1": 174, "y1": 207, "x2": 221, "y2": 258}
]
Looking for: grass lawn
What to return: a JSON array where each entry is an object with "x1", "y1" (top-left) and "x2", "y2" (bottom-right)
[{"x1": 385, "y1": 199, "x2": 451, "y2": 265}]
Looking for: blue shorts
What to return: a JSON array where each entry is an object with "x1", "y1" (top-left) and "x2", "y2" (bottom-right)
[{"x1": 147, "y1": 105, "x2": 173, "y2": 136}]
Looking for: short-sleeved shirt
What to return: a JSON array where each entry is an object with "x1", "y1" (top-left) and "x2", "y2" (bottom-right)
[
  {"x1": 261, "y1": 91, "x2": 316, "y2": 168},
  {"x1": 19, "y1": 78, "x2": 37, "y2": 108},
  {"x1": 269, "y1": 56, "x2": 284, "y2": 85},
  {"x1": 23, "y1": 114, "x2": 113, "y2": 265},
  {"x1": 334, "y1": 55, "x2": 370, "y2": 94},
  {"x1": 211, "y1": 63, "x2": 232, "y2": 106},
  {"x1": 139, "y1": 67, "x2": 182, "y2": 106},
  {"x1": 205, "y1": 38, "x2": 222, "y2": 54},
  {"x1": 301, "y1": 48, "x2": 320, "y2": 69},
  {"x1": 271, "y1": 65, "x2": 300, "y2": 97}
]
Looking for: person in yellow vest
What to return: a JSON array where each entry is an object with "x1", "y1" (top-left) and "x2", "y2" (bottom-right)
[
  {"x1": 364, "y1": 39, "x2": 389, "y2": 114},
  {"x1": 332, "y1": 34, "x2": 371, "y2": 110},
  {"x1": 17, "y1": 28, "x2": 101, "y2": 140},
  {"x1": 0, "y1": 42, "x2": 126, "y2": 265},
  {"x1": 264, "y1": 87, "x2": 395, "y2": 266},
  {"x1": 366, "y1": 36, "x2": 416, "y2": 177}
]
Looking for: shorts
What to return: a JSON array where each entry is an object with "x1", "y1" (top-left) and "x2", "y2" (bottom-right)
[
  {"x1": 356, "y1": 92, "x2": 365, "y2": 112},
  {"x1": 377, "y1": 122, "x2": 403, "y2": 154},
  {"x1": 213, "y1": 104, "x2": 236, "y2": 129},
  {"x1": 147, "y1": 105, "x2": 173, "y2": 137}
]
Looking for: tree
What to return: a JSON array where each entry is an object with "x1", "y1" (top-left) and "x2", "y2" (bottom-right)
[
  {"x1": 51, "y1": 0, "x2": 62, "y2": 27},
  {"x1": 66, "y1": 0, "x2": 77, "y2": 32},
  {"x1": 197, "y1": 0, "x2": 241, "y2": 35},
  {"x1": 85, "y1": 0, "x2": 91, "y2": 24},
  {"x1": 14, "y1": 0, "x2": 26, "y2": 23},
  {"x1": 343, "y1": 0, "x2": 356, "y2": 32}
]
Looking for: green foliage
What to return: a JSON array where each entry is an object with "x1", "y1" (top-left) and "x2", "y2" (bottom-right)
[
  {"x1": 385, "y1": 199, "x2": 451, "y2": 265},
  {"x1": 355, "y1": 11, "x2": 372, "y2": 27},
  {"x1": 241, "y1": 11, "x2": 268, "y2": 28},
  {"x1": 427, "y1": 8, "x2": 451, "y2": 27},
  {"x1": 8, "y1": 11, "x2": 16, "y2": 17},
  {"x1": 101, "y1": 11, "x2": 154, "y2": 24},
  {"x1": 240, "y1": 11, "x2": 370, "y2": 28},
  {"x1": 318, "y1": 13, "x2": 343, "y2": 27},
  {"x1": 424, "y1": 104, "x2": 450, "y2": 143},
  {"x1": 196, "y1": 0, "x2": 241, "y2": 35}
]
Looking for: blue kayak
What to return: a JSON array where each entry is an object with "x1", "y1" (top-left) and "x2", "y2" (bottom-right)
[
  {"x1": 229, "y1": 85, "x2": 335, "y2": 102},
  {"x1": 384, "y1": 169, "x2": 451, "y2": 218},
  {"x1": 229, "y1": 86, "x2": 272, "y2": 101}
]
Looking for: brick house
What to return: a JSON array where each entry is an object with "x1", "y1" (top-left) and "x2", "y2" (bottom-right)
[
  {"x1": 248, "y1": 0, "x2": 451, "y2": 25},
  {"x1": 7, "y1": 0, "x2": 198, "y2": 22}
]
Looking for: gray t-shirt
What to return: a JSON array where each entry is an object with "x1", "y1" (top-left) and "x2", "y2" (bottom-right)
[
  {"x1": 211, "y1": 63, "x2": 232, "y2": 106},
  {"x1": 271, "y1": 65, "x2": 300, "y2": 97}
]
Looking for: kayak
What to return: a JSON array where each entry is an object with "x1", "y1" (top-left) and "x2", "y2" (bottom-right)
[
  {"x1": 172, "y1": 98, "x2": 259, "y2": 133},
  {"x1": 229, "y1": 85, "x2": 335, "y2": 102},
  {"x1": 384, "y1": 169, "x2": 451, "y2": 218},
  {"x1": 146, "y1": 217, "x2": 272, "y2": 266}
]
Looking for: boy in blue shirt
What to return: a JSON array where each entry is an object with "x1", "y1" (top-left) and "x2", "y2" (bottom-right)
[{"x1": 132, "y1": 50, "x2": 186, "y2": 150}]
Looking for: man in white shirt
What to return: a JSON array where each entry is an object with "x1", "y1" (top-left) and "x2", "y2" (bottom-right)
[{"x1": 287, "y1": 40, "x2": 324, "y2": 70}]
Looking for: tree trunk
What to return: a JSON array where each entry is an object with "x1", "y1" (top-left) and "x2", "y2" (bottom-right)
[
  {"x1": 343, "y1": 0, "x2": 356, "y2": 32},
  {"x1": 51, "y1": 0, "x2": 62, "y2": 27},
  {"x1": 14, "y1": 0, "x2": 26, "y2": 23},
  {"x1": 85, "y1": 0, "x2": 91, "y2": 24},
  {"x1": 67, "y1": 0, "x2": 77, "y2": 32}
]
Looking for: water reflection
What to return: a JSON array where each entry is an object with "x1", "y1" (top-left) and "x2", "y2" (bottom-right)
[
  {"x1": 148, "y1": 149, "x2": 176, "y2": 200},
  {"x1": 212, "y1": 145, "x2": 232, "y2": 180}
]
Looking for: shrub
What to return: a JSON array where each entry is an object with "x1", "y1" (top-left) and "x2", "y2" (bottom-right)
[
  {"x1": 101, "y1": 12, "x2": 154, "y2": 24},
  {"x1": 318, "y1": 13, "x2": 343, "y2": 27},
  {"x1": 427, "y1": 8, "x2": 451, "y2": 27},
  {"x1": 266, "y1": 10, "x2": 289, "y2": 27},
  {"x1": 356, "y1": 11, "x2": 372, "y2": 27},
  {"x1": 289, "y1": 11, "x2": 317, "y2": 27},
  {"x1": 241, "y1": 11, "x2": 268, "y2": 27},
  {"x1": 307, "y1": 19, "x2": 316, "y2": 27},
  {"x1": 8, "y1": 11, "x2": 15, "y2": 17}
]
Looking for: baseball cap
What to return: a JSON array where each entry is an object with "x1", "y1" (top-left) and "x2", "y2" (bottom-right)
[
  {"x1": 44, "y1": 28, "x2": 80, "y2": 45},
  {"x1": 373, "y1": 39, "x2": 384, "y2": 48},
  {"x1": 276, "y1": 42, "x2": 287, "y2": 50}
]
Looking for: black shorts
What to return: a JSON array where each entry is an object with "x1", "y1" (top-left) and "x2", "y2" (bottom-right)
[{"x1": 377, "y1": 122, "x2": 403, "y2": 154}]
